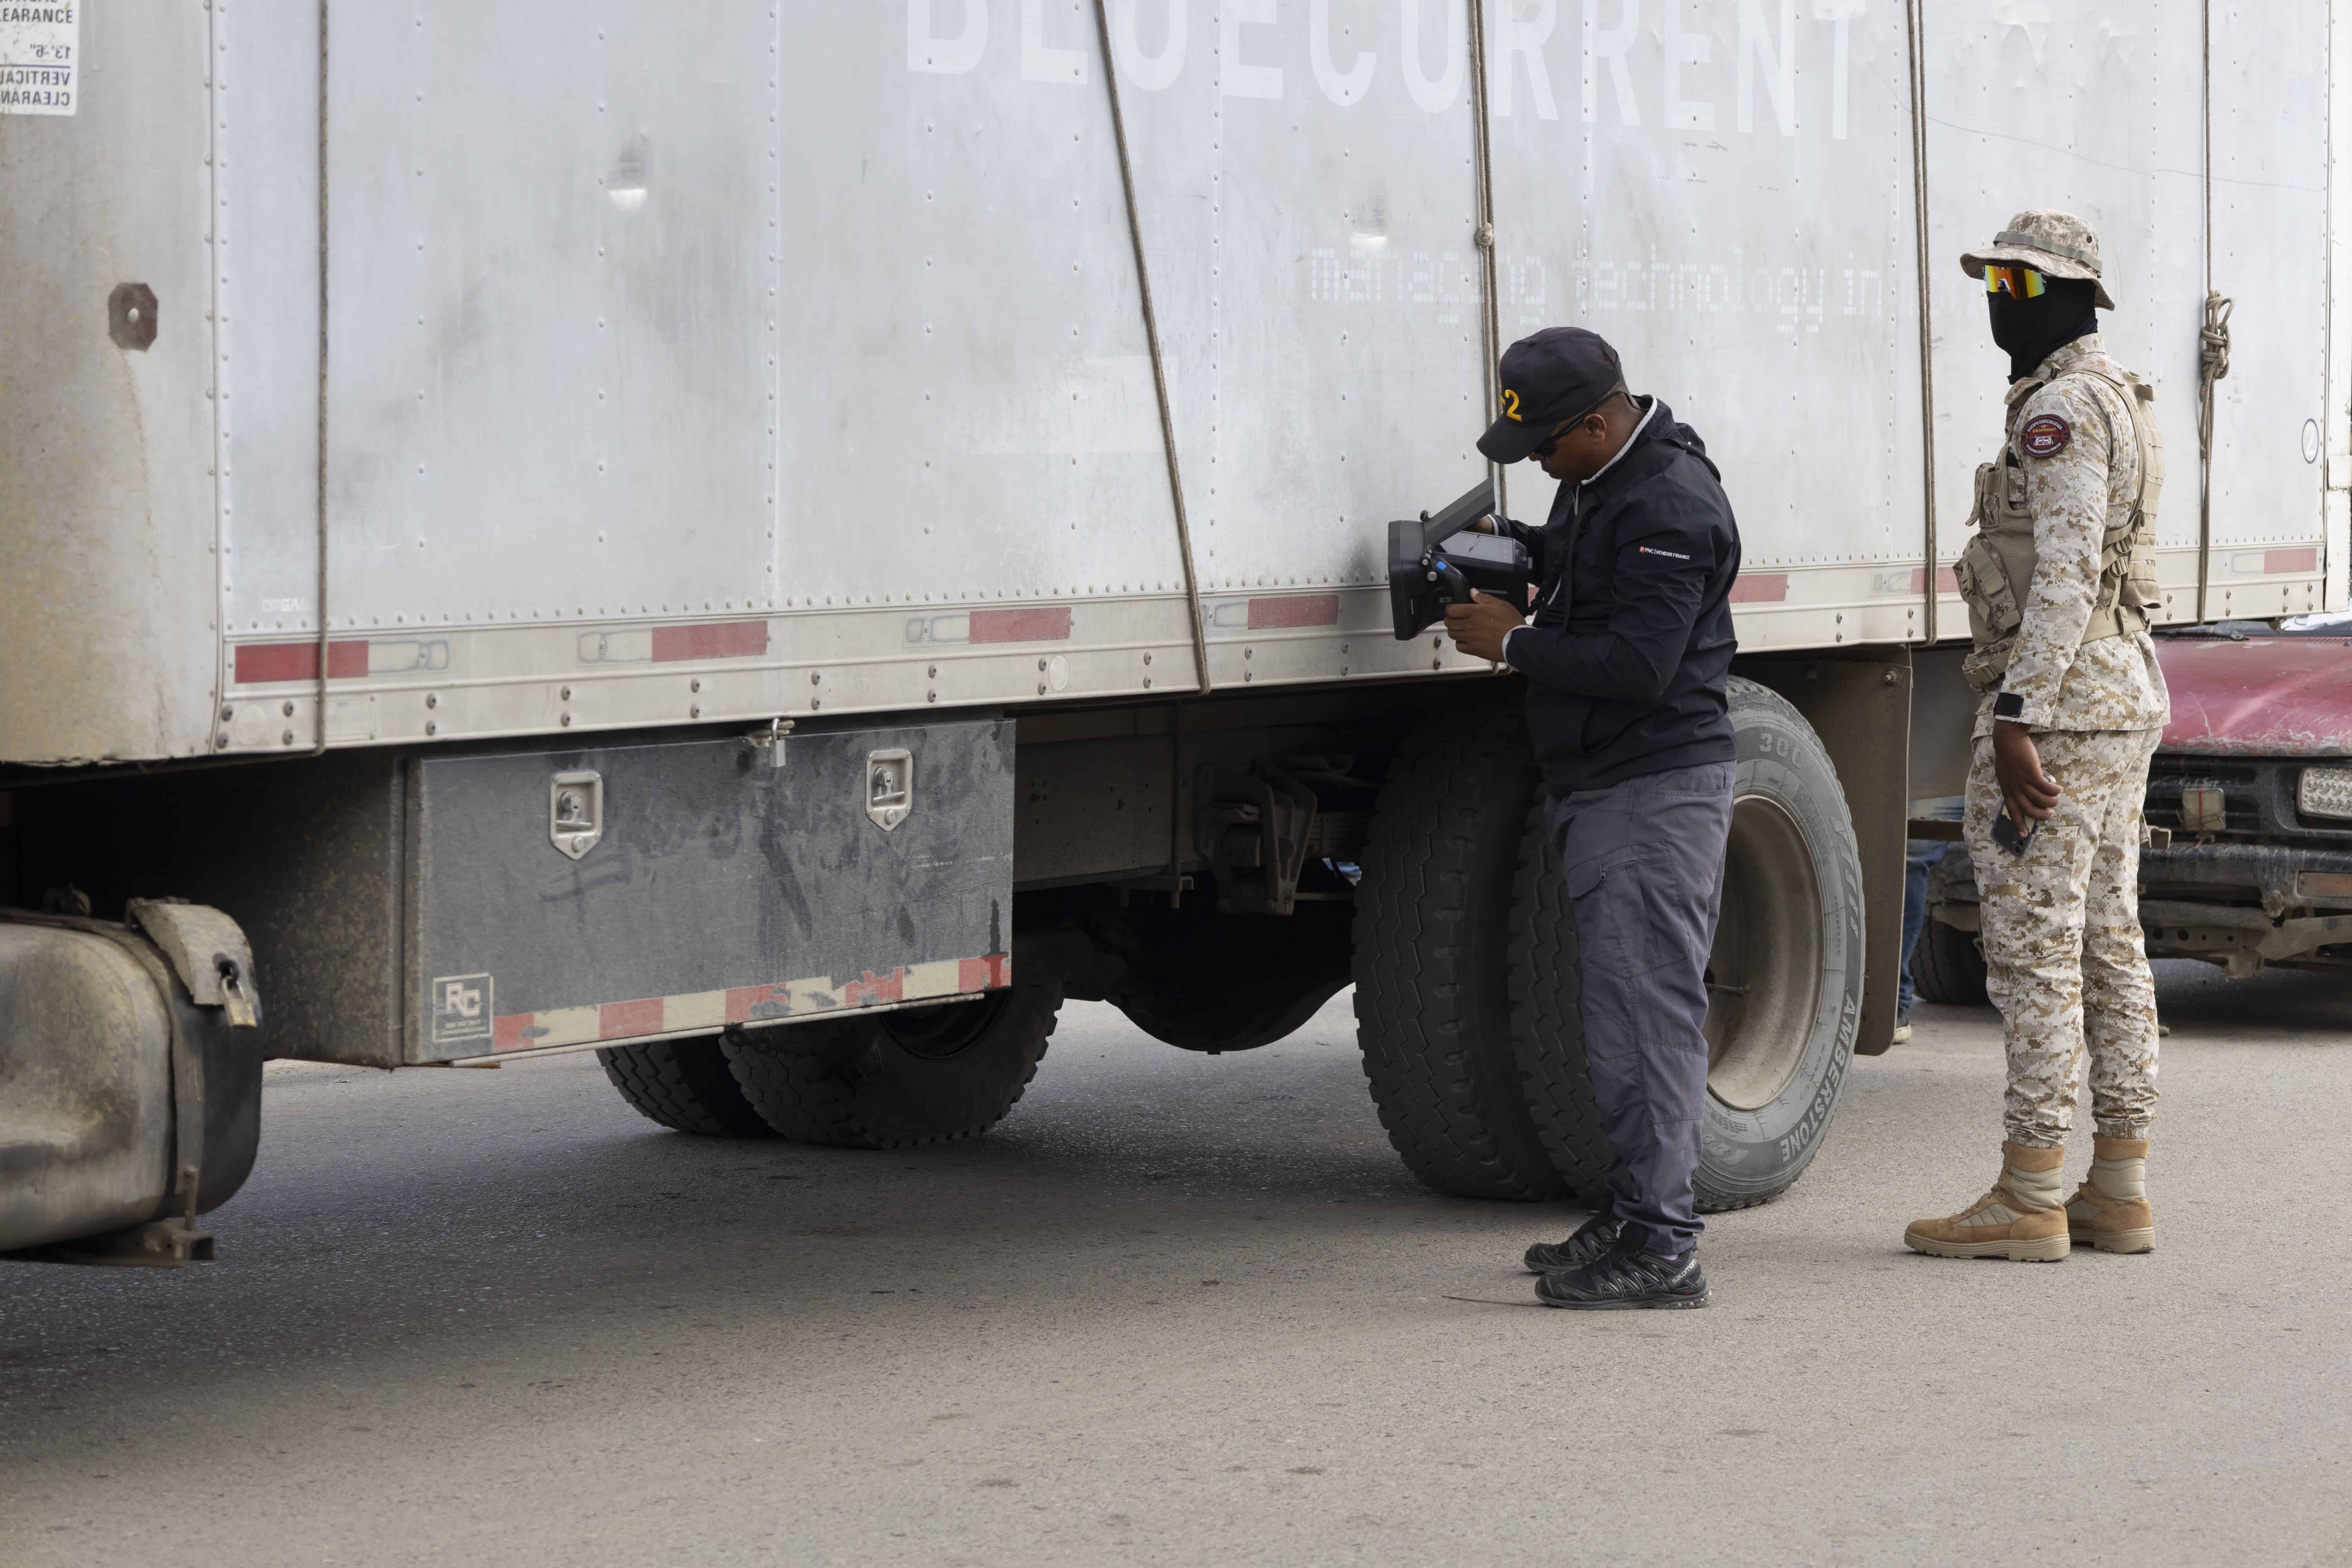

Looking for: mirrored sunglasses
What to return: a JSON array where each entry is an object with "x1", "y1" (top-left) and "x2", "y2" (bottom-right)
[{"x1": 1983, "y1": 264, "x2": 2047, "y2": 299}]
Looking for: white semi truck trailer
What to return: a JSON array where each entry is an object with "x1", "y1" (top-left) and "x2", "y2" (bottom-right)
[{"x1": 3, "y1": 0, "x2": 2345, "y2": 1261}]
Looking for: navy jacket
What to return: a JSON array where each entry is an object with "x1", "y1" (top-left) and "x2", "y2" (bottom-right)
[{"x1": 1500, "y1": 398, "x2": 1742, "y2": 795}]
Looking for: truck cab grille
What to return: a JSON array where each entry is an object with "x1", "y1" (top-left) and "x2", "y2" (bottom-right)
[{"x1": 2144, "y1": 755, "x2": 2352, "y2": 843}]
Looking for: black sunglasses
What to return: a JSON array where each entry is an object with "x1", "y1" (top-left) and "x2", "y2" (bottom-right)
[
  {"x1": 1533, "y1": 418, "x2": 1578, "y2": 461},
  {"x1": 1532, "y1": 386, "x2": 1628, "y2": 460}
]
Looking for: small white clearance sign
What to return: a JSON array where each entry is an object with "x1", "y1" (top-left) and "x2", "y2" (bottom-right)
[{"x1": 0, "y1": 2, "x2": 76, "y2": 116}]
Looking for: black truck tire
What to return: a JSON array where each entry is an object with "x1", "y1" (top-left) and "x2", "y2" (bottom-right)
[
  {"x1": 1507, "y1": 677, "x2": 1865, "y2": 1213},
  {"x1": 1504, "y1": 800, "x2": 1612, "y2": 1204},
  {"x1": 597, "y1": 1038, "x2": 778, "y2": 1138},
  {"x1": 1909, "y1": 912, "x2": 1991, "y2": 1007},
  {"x1": 1352, "y1": 695, "x2": 1565, "y2": 1201},
  {"x1": 720, "y1": 985, "x2": 1060, "y2": 1149}
]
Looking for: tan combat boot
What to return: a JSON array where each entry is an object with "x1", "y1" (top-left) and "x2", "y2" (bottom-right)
[
  {"x1": 1903, "y1": 1142, "x2": 2071, "y2": 1261},
  {"x1": 2065, "y1": 1136, "x2": 2154, "y2": 1253}
]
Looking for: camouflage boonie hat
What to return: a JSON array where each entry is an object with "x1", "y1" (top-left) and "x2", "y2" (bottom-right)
[{"x1": 1960, "y1": 209, "x2": 2115, "y2": 310}]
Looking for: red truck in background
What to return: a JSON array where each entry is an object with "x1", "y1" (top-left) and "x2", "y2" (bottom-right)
[{"x1": 1916, "y1": 615, "x2": 2352, "y2": 1000}]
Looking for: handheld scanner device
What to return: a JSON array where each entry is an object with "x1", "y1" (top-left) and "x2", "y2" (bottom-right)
[{"x1": 1386, "y1": 477, "x2": 1533, "y2": 640}]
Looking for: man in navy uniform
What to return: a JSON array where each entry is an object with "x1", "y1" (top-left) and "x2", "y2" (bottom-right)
[{"x1": 1444, "y1": 327, "x2": 1742, "y2": 1310}]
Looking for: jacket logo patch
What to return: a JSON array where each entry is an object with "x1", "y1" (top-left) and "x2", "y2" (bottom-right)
[
  {"x1": 1637, "y1": 545, "x2": 1692, "y2": 561},
  {"x1": 2020, "y1": 414, "x2": 2072, "y2": 458}
]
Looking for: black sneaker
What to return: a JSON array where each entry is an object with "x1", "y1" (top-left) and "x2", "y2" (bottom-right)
[
  {"x1": 1534, "y1": 1245, "x2": 1710, "y2": 1310},
  {"x1": 1522, "y1": 1213, "x2": 1623, "y2": 1274}
]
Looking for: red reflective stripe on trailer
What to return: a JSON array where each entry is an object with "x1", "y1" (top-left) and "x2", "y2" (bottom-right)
[
  {"x1": 968, "y1": 606, "x2": 1073, "y2": 644},
  {"x1": 726, "y1": 983, "x2": 793, "y2": 1023},
  {"x1": 958, "y1": 953, "x2": 1011, "y2": 993},
  {"x1": 842, "y1": 968, "x2": 906, "y2": 1008},
  {"x1": 1728, "y1": 573, "x2": 1791, "y2": 604},
  {"x1": 466, "y1": 954, "x2": 1020, "y2": 1057},
  {"x1": 651, "y1": 621, "x2": 770, "y2": 662},
  {"x1": 599, "y1": 997, "x2": 666, "y2": 1039},
  {"x1": 1911, "y1": 566, "x2": 1961, "y2": 595},
  {"x1": 1247, "y1": 593, "x2": 1340, "y2": 630},
  {"x1": 233, "y1": 639, "x2": 369, "y2": 684},
  {"x1": 2266, "y1": 547, "x2": 2320, "y2": 575}
]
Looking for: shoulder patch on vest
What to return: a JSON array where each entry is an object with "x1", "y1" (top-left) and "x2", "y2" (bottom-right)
[{"x1": 2020, "y1": 414, "x2": 2072, "y2": 459}]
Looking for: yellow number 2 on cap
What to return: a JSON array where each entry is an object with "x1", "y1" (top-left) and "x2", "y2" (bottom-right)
[{"x1": 1501, "y1": 388, "x2": 1522, "y2": 422}]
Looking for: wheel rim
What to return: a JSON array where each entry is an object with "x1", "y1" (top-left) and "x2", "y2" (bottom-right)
[
  {"x1": 1704, "y1": 794, "x2": 1824, "y2": 1112},
  {"x1": 880, "y1": 993, "x2": 1007, "y2": 1060}
]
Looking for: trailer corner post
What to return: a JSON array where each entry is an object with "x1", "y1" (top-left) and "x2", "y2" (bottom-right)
[
  {"x1": 207, "y1": 0, "x2": 234, "y2": 756},
  {"x1": 311, "y1": 0, "x2": 332, "y2": 756},
  {"x1": 2199, "y1": 0, "x2": 2217, "y2": 624},
  {"x1": 1905, "y1": 0, "x2": 1938, "y2": 647},
  {"x1": 1467, "y1": 0, "x2": 1505, "y2": 518}
]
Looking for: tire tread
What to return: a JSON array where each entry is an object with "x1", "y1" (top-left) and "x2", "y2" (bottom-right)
[
  {"x1": 597, "y1": 1038, "x2": 777, "y2": 1138},
  {"x1": 1353, "y1": 698, "x2": 1564, "y2": 1201},
  {"x1": 1506, "y1": 800, "x2": 1613, "y2": 1204},
  {"x1": 1908, "y1": 910, "x2": 1990, "y2": 1008},
  {"x1": 1692, "y1": 677, "x2": 1862, "y2": 1212},
  {"x1": 723, "y1": 987, "x2": 1060, "y2": 1149}
]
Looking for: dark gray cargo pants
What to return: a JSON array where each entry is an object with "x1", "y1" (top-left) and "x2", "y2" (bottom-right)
[{"x1": 1543, "y1": 759, "x2": 1735, "y2": 1258}]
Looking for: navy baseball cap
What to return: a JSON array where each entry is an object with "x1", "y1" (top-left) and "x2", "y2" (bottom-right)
[{"x1": 1477, "y1": 327, "x2": 1626, "y2": 463}]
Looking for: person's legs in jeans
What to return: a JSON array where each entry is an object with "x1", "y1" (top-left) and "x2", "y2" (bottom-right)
[
  {"x1": 1899, "y1": 843, "x2": 1935, "y2": 1017},
  {"x1": 1899, "y1": 798, "x2": 1964, "y2": 1019}
]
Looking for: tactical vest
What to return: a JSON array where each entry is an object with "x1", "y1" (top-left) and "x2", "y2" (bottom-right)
[{"x1": 1955, "y1": 359, "x2": 2163, "y2": 694}]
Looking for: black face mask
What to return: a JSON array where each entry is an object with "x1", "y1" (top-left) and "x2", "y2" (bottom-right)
[{"x1": 1987, "y1": 277, "x2": 2100, "y2": 383}]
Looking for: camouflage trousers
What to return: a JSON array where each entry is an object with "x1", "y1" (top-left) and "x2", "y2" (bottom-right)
[{"x1": 1963, "y1": 727, "x2": 2161, "y2": 1148}]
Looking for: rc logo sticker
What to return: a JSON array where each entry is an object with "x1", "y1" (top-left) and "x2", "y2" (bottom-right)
[
  {"x1": 2020, "y1": 414, "x2": 2072, "y2": 459},
  {"x1": 431, "y1": 973, "x2": 494, "y2": 1045}
]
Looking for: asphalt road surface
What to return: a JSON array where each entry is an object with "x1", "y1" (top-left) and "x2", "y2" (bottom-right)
[{"x1": 4, "y1": 962, "x2": 2349, "y2": 1567}]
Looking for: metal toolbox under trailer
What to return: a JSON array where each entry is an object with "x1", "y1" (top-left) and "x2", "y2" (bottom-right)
[
  {"x1": 410, "y1": 720, "x2": 1016, "y2": 1063},
  {"x1": 232, "y1": 719, "x2": 1020, "y2": 1068}
]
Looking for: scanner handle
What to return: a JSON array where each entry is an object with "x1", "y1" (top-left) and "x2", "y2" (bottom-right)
[{"x1": 1426, "y1": 560, "x2": 1474, "y2": 606}]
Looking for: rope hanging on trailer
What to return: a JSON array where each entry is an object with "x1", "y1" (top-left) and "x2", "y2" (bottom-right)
[
  {"x1": 2197, "y1": 291, "x2": 2234, "y2": 463},
  {"x1": 1089, "y1": 0, "x2": 1212, "y2": 700},
  {"x1": 2196, "y1": 290, "x2": 2231, "y2": 623}
]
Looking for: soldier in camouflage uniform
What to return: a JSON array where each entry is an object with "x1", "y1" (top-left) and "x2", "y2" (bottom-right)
[{"x1": 1905, "y1": 211, "x2": 2167, "y2": 1263}]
